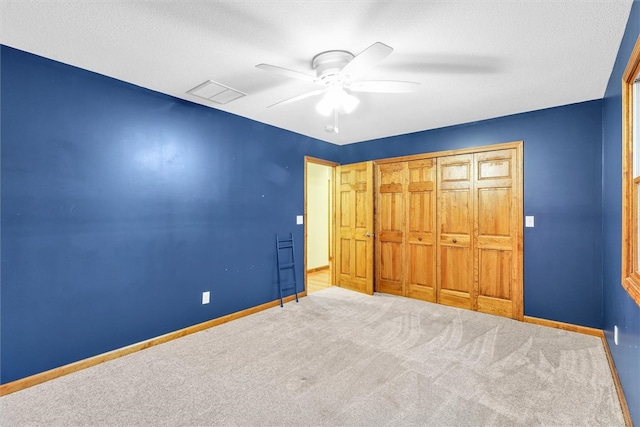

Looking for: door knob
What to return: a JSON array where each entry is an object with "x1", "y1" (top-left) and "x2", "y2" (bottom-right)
[{"x1": 365, "y1": 232, "x2": 375, "y2": 238}]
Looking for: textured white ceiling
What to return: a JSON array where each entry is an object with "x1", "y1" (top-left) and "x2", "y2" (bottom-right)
[{"x1": 0, "y1": 1, "x2": 633, "y2": 145}]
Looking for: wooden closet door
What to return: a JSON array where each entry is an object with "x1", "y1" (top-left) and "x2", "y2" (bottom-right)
[
  {"x1": 437, "y1": 154, "x2": 474, "y2": 310},
  {"x1": 376, "y1": 162, "x2": 405, "y2": 295},
  {"x1": 474, "y1": 149, "x2": 521, "y2": 318},
  {"x1": 335, "y1": 162, "x2": 374, "y2": 295},
  {"x1": 406, "y1": 159, "x2": 437, "y2": 302}
]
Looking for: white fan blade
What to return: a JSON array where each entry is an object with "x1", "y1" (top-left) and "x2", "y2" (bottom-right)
[
  {"x1": 256, "y1": 64, "x2": 318, "y2": 84},
  {"x1": 348, "y1": 80, "x2": 420, "y2": 93},
  {"x1": 267, "y1": 89, "x2": 325, "y2": 108},
  {"x1": 340, "y1": 42, "x2": 393, "y2": 80}
]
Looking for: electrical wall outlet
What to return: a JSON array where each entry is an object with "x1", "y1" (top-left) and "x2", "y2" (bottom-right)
[
  {"x1": 202, "y1": 291, "x2": 210, "y2": 305},
  {"x1": 614, "y1": 325, "x2": 618, "y2": 345}
]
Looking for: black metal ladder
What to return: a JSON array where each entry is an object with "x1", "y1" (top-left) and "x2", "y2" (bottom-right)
[{"x1": 275, "y1": 233, "x2": 299, "y2": 307}]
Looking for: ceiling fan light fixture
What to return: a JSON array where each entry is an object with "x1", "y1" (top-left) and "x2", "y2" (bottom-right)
[
  {"x1": 315, "y1": 98, "x2": 334, "y2": 116},
  {"x1": 341, "y1": 93, "x2": 360, "y2": 114},
  {"x1": 315, "y1": 85, "x2": 359, "y2": 116}
]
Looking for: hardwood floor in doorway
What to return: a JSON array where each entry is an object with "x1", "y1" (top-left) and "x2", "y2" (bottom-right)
[{"x1": 307, "y1": 268, "x2": 331, "y2": 294}]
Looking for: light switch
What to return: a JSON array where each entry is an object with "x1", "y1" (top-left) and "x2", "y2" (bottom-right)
[
  {"x1": 525, "y1": 216, "x2": 535, "y2": 228},
  {"x1": 296, "y1": 215, "x2": 303, "y2": 225},
  {"x1": 202, "y1": 291, "x2": 210, "y2": 305}
]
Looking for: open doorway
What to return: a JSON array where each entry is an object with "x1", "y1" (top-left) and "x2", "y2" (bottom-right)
[{"x1": 304, "y1": 156, "x2": 337, "y2": 294}]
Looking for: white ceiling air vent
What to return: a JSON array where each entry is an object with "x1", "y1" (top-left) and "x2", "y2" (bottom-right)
[{"x1": 187, "y1": 80, "x2": 246, "y2": 104}]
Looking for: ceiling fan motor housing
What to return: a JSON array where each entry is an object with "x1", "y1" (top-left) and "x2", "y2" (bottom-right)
[{"x1": 312, "y1": 50, "x2": 354, "y2": 81}]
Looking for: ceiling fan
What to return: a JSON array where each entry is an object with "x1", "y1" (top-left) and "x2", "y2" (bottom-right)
[{"x1": 256, "y1": 42, "x2": 420, "y2": 133}]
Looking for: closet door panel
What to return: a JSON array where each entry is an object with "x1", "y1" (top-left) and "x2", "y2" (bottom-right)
[
  {"x1": 474, "y1": 149, "x2": 518, "y2": 318},
  {"x1": 376, "y1": 162, "x2": 405, "y2": 295},
  {"x1": 437, "y1": 154, "x2": 474, "y2": 310},
  {"x1": 406, "y1": 159, "x2": 436, "y2": 302},
  {"x1": 372, "y1": 142, "x2": 523, "y2": 320}
]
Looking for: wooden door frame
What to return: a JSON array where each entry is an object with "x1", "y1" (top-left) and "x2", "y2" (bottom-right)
[
  {"x1": 304, "y1": 156, "x2": 339, "y2": 293},
  {"x1": 373, "y1": 141, "x2": 523, "y2": 164}
]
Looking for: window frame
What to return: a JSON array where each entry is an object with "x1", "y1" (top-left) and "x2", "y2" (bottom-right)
[{"x1": 621, "y1": 35, "x2": 640, "y2": 307}]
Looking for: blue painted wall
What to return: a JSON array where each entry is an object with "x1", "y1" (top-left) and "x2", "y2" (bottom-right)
[
  {"x1": 602, "y1": 0, "x2": 640, "y2": 423},
  {"x1": 341, "y1": 101, "x2": 605, "y2": 330},
  {"x1": 0, "y1": 45, "x2": 339, "y2": 384}
]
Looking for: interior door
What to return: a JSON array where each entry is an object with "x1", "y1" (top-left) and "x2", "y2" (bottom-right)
[
  {"x1": 335, "y1": 161, "x2": 374, "y2": 295},
  {"x1": 474, "y1": 148, "x2": 520, "y2": 318},
  {"x1": 376, "y1": 162, "x2": 405, "y2": 295},
  {"x1": 437, "y1": 154, "x2": 474, "y2": 310},
  {"x1": 406, "y1": 159, "x2": 437, "y2": 302}
]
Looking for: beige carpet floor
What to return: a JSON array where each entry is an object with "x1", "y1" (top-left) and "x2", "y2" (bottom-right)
[{"x1": 1, "y1": 287, "x2": 624, "y2": 426}]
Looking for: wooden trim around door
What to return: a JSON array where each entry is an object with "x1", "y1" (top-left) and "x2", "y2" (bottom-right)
[
  {"x1": 304, "y1": 156, "x2": 338, "y2": 292},
  {"x1": 514, "y1": 141, "x2": 524, "y2": 320},
  {"x1": 374, "y1": 141, "x2": 524, "y2": 165}
]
